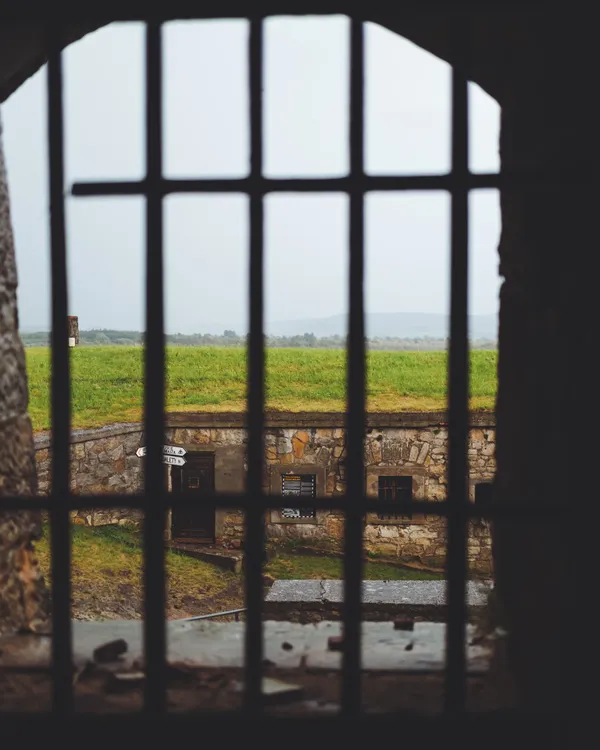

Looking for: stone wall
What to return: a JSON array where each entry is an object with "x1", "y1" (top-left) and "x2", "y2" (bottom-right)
[
  {"x1": 248, "y1": 416, "x2": 493, "y2": 575},
  {"x1": 34, "y1": 424, "x2": 144, "y2": 526},
  {"x1": 34, "y1": 413, "x2": 495, "y2": 574}
]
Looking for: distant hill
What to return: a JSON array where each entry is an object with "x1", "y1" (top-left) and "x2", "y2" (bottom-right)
[
  {"x1": 20, "y1": 312, "x2": 498, "y2": 347},
  {"x1": 19, "y1": 328, "x2": 497, "y2": 351},
  {"x1": 268, "y1": 312, "x2": 498, "y2": 339}
]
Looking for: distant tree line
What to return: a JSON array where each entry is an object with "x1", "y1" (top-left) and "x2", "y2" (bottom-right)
[{"x1": 21, "y1": 328, "x2": 497, "y2": 350}]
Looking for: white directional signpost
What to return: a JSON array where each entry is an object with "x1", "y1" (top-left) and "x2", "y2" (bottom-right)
[
  {"x1": 161, "y1": 455, "x2": 186, "y2": 467},
  {"x1": 161, "y1": 445, "x2": 186, "y2": 457},
  {"x1": 135, "y1": 445, "x2": 187, "y2": 466}
]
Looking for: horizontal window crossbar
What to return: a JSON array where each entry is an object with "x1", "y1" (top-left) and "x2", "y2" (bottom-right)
[
  {"x1": 0, "y1": 5, "x2": 518, "y2": 23},
  {"x1": 71, "y1": 169, "x2": 593, "y2": 198},
  {"x1": 0, "y1": 493, "x2": 567, "y2": 518}
]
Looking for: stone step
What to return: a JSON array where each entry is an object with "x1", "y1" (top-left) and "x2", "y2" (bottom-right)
[{"x1": 167, "y1": 541, "x2": 243, "y2": 573}]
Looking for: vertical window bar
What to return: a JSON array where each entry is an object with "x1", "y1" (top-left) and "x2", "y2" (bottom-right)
[
  {"x1": 47, "y1": 23, "x2": 72, "y2": 716},
  {"x1": 143, "y1": 19, "x2": 167, "y2": 715},
  {"x1": 342, "y1": 16, "x2": 365, "y2": 716},
  {"x1": 445, "y1": 18, "x2": 470, "y2": 715},
  {"x1": 244, "y1": 15, "x2": 265, "y2": 714}
]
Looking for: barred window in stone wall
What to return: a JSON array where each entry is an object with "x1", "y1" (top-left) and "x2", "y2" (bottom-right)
[{"x1": 377, "y1": 475, "x2": 413, "y2": 521}]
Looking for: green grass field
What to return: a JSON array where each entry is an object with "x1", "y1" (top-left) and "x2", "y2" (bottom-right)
[
  {"x1": 267, "y1": 552, "x2": 442, "y2": 581},
  {"x1": 25, "y1": 346, "x2": 497, "y2": 431},
  {"x1": 35, "y1": 524, "x2": 442, "y2": 620}
]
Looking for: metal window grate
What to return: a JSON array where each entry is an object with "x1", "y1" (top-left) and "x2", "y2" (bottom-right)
[
  {"x1": 1, "y1": 13, "x2": 509, "y2": 719},
  {"x1": 377, "y1": 476, "x2": 413, "y2": 520}
]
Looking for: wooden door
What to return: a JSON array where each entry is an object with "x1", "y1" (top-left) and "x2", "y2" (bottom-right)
[{"x1": 171, "y1": 453, "x2": 215, "y2": 542}]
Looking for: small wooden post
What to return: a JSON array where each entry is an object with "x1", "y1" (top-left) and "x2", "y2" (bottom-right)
[{"x1": 67, "y1": 315, "x2": 79, "y2": 347}]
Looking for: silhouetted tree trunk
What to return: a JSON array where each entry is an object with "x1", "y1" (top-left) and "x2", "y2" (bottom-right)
[{"x1": 0, "y1": 114, "x2": 49, "y2": 633}]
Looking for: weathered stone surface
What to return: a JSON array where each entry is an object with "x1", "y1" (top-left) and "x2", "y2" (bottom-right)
[
  {"x1": 277, "y1": 437, "x2": 292, "y2": 454},
  {"x1": 0, "y1": 119, "x2": 49, "y2": 633},
  {"x1": 417, "y1": 443, "x2": 430, "y2": 464},
  {"x1": 365, "y1": 438, "x2": 382, "y2": 465},
  {"x1": 191, "y1": 429, "x2": 211, "y2": 444},
  {"x1": 268, "y1": 579, "x2": 491, "y2": 606},
  {"x1": 267, "y1": 580, "x2": 324, "y2": 602},
  {"x1": 291, "y1": 437, "x2": 305, "y2": 458}
]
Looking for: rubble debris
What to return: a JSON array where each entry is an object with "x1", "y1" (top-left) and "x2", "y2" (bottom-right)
[
  {"x1": 327, "y1": 635, "x2": 344, "y2": 651},
  {"x1": 232, "y1": 677, "x2": 304, "y2": 705},
  {"x1": 92, "y1": 638, "x2": 128, "y2": 664},
  {"x1": 72, "y1": 660, "x2": 97, "y2": 685},
  {"x1": 105, "y1": 671, "x2": 145, "y2": 693}
]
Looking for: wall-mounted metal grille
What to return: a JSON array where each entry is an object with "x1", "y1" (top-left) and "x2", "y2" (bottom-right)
[
  {"x1": 377, "y1": 475, "x2": 413, "y2": 520},
  {"x1": 2, "y1": 12, "x2": 510, "y2": 722},
  {"x1": 281, "y1": 473, "x2": 317, "y2": 518}
]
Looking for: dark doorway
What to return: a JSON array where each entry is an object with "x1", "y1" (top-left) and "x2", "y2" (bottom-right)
[{"x1": 170, "y1": 452, "x2": 216, "y2": 543}]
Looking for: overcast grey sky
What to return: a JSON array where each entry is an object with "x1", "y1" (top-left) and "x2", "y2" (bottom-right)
[{"x1": 2, "y1": 17, "x2": 501, "y2": 335}]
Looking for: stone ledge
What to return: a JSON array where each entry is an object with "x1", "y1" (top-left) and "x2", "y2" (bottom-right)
[
  {"x1": 264, "y1": 580, "x2": 492, "y2": 623},
  {"x1": 33, "y1": 412, "x2": 496, "y2": 449},
  {"x1": 167, "y1": 411, "x2": 496, "y2": 429},
  {"x1": 34, "y1": 422, "x2": 143, "y2": 450}
]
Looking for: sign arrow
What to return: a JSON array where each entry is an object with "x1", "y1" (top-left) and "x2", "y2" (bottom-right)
[
  {"x1": 162, "y1": 445, "x2": 186, "y2": 457},
  {"x1": 162, "y1": 455, "x2": 186, "y2": 467},
  {"x1": 135, "y1": 445, "x2": 187, "y2": 458}
]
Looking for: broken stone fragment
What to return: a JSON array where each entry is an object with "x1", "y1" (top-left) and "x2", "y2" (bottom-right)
[
  {"x1": 105, "y1": 671, "x2": 145, "y2": 693},
  {"x1": 93, "y1": 638, "x2": 128, "y2": 663},
  {"x1": 232, "y1": 677, "x2": 304, "y2": 704}
]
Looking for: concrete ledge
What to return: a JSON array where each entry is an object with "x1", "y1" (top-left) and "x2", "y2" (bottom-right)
[
  {"x1": 264, "y1": 580, "x2": 492, "y2": 623},
  {"x1": 0, "y1": 619, "x2": 491, "y2": 674},
  {"x1": 167, "y1": 411, "x2": 496, "y2": 429}
]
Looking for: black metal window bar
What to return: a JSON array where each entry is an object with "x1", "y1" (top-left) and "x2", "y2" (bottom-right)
[{"x1": 1, "y1": 14, "x2": 493, "y2": 718}]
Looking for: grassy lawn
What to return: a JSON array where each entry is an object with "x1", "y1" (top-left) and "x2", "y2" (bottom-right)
[
  {"x1": 26, "y1": 346, "x2": 497, "y2": 431},
  {"x1": 35, "y1": 524, "x2": 241, "y2": 621},
  {"x1": 266, "y1": 552, "x2": 442, "y2": 581},
  {"x1": 34, "y1": 525, "x2": 443, "y2": 620}
]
